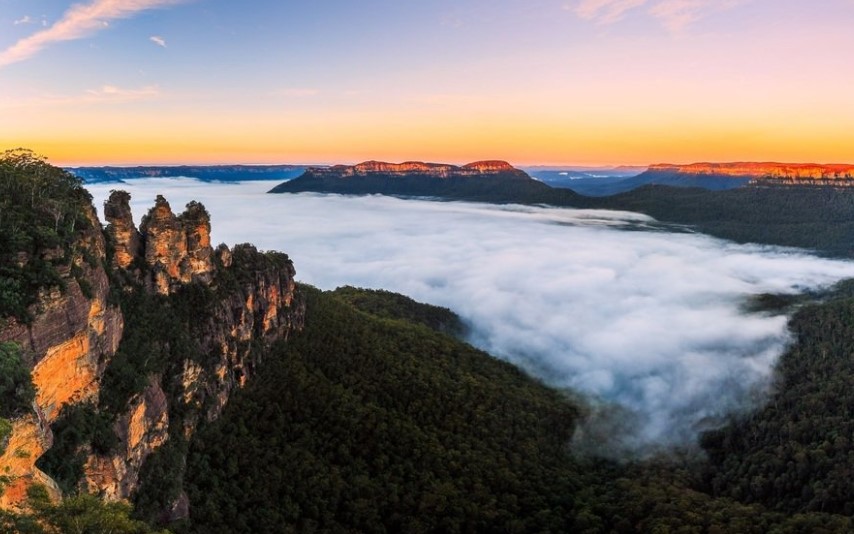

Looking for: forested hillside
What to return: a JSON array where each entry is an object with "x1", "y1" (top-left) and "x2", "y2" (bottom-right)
[
  {"x1": 183, "y1": 286, "x2": 582, "y2": 532},
  {"x1": 179, "y1": 285, "x2": 854, "y2": 533}
]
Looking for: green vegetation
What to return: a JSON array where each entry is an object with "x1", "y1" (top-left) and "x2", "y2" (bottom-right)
[
  {"x1": 0, "y1": 484, "x2": 169, "y2": 533},
  {"x1": 183, "y1": 286, "x2": 581, "y2": 532},
  {"x1": 172, "y1": 284, "x2": 854, "y2": 533},
  {"x1": 0, "y1": 149, "x2": 94, "y2": 321},
  {"x1": 331, "y1": 285, "x2": 464, "y2": 336},
  {"x1": 0, "y1": 417, "x2": 12, "y2": 457},
  {"x1": 35, "y1": 403, "x2": 117, "y2": 495},
  {"x1": 12, "y1": 152, "x2": 854, "y2": 531},
  {"x1": 598, "y1": 185, "x2": 854, "y2": 257},
  {"x1": 98, "y1": 286, "x2": 204, "y2": 417},
  {"x1": 0, "y1": 341, "x2": 35, "y2": 420},
  {"x1": 700, "y1": 287, "x2": 854, "y2": 515}
]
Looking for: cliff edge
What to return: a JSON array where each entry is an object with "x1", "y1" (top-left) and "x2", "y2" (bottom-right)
[{"x1": 0, "y1": 159, "x2": 304, "y2": 517}]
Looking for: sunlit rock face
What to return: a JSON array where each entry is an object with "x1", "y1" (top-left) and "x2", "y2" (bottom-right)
[
  {"x1": 139, "y1": 195, "x2": 205, "y2": 294},
  {"x1": 1, "y1": 191, "x2": 304, "y2": 514},
  {"x1": 104, "y1": 190, "x2": 143, "y2": 270},
  {"x1": 0, "y1": 205, "x2": 123, "y2": 510},
  {"x1": 106, "y1": 192, "x2": 215, "y2": 293},
  {"x1": 649, "y1": 162, "x2": 854, "y2": 185},
  {"x1": 83, "y1": 378, "x2": 169, "y2": 501},
  {"x1": 307, "y1": 159, "x2": 529, "y2": 179}
]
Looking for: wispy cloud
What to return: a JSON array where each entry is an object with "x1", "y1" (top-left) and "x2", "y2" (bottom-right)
[
  {"x1": 86, "y1": 84, "x2": 161, "y2": 100},
  {"x1": 573, "y1": 0, "x2": 648, "y2": 24},
  {"x1": 569, "y1": 0, "x2": 745, "y2": 31},
  {"x1": 0, "y1": 0, "x2": 188, "y2": 68},
  {"x1": 13, "y1": 15, "x2": 34, "y2": 25},
  {"x1": 269, "y1": 88, "x2": 320, "y2": 98},
  {"x1": 149, "y1": 35, "x2": 167, "y2": 48},
  {"x1": 0, "y1": 84, "x2": 161, "y2": 109}
]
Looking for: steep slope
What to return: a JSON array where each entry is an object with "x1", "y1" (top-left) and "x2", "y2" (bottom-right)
[
  {"x1": 0, "y1": 153, "x2": 304, "y2": 518},
  {"x1": 0, "y1": 151, "x2": 123, "y2": 509},
  {"x1": 184, "y1": 286, "x2": 582, "y2": 532}
]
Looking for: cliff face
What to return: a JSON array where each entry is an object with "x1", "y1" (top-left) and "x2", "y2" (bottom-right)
[
  {"x1": 0, "y1": 205, "x2": 123, "y2": 509},
  {"x1": 649, "y1": 162, "x2": 854, "y2": 185},
  {"x1": 130, "y1": 195, "x2": 215, "y2": 294},
  {"x1": 84, "y1": 194, "x2": 303, "y2": 508},
  {"x1": 308, "y1": 160, "x2": 527, "y2": 179},
  {"x1": 1, "y1": 191, "x2": 304, "y2": 514}
]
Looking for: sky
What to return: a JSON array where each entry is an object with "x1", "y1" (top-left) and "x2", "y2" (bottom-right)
[
  {"x1": 2, "y1": 0, "x2": 854, "y2": 166},
  {"x1": 86, "y1": 180, "x2": 854, "y2": 450}
]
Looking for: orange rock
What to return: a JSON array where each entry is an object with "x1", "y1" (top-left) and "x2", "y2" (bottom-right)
[{"x1": 649, "y1": 162, "x2": 854, "y2": 180}]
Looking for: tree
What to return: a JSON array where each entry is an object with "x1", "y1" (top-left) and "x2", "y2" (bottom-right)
[{"x1": 0, "y1": 341, "x2": 35, "y2": 419}]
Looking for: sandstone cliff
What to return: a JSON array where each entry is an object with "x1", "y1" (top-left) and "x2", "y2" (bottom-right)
[
  {"x1": 0, "y1": 204, "x2": 123, "y2": 509},
  {"x1": 308, "y1": 159, "x2": 527, "y2": 179},
  {"x1": 85, "y1": 193, "x2": 304, "y2": 510},
  {"x1": 649, "y1": 162, "x2": 854, "y2": 186},
  {"x1": 1, "y1": 190, "x2": 304, "y2": 516}
]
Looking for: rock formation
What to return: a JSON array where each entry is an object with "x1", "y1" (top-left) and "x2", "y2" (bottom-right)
[
  {"x1": 1, "y1": 191, "x2": 304, "y2": 515},
  {"x1": 103, "y1": 190, "x2": 142, "y2": 270},
  {"x1": 106, "y1": 192, "x2": 215, "y2": 294}
]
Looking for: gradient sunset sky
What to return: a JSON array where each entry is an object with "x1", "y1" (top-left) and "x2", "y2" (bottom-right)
[{"x1": 1, "y1": 0, "x2": 853, "y2": 166}]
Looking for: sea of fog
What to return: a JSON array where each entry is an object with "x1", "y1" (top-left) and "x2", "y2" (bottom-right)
[{"x1": 88, "y1": 178, "x2": 854, "y2": 452}]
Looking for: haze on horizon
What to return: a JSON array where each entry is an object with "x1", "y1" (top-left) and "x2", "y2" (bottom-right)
[{"x1": 2, "y1": 0, "x2": 853, "y2": 167}]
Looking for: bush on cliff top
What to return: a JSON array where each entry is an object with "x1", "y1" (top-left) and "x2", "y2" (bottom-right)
[{"x1": 0, "y1": 149, "x2": 94, "y2": 322}]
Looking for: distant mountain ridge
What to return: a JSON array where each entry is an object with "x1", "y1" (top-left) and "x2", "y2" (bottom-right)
[
  {"x1": 269, "y1": 160, "x2": 551, "y2": 199},
  {"x1": 650, "y1": 162, "x2": 854, "y2": 179},
  {"x1": 67, "y1": 165, "x2": 306, "y2": 183},
  {"x1": 303, "y1": 160, "x2": 529, "y2": 178},
  {"x1": 644, "y1": 162, "x2": 854, "y2": 188}
]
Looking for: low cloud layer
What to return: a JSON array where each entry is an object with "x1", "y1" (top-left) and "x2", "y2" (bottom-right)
[{"x1": 89, "y1": 179, "x2": 854, "y2": 451}]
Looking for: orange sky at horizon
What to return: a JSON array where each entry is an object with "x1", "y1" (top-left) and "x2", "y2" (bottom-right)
[{"x1": 2, "y1": 1, "x2": 853, "y2": 167}]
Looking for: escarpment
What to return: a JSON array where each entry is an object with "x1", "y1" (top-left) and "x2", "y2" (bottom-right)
[
  {"x1": 647, "y1": 162, "x2": 854, "y2": 187},
  {"x1": 1, "y1": 188, "x2": 304, "y2": 516},
  {"x1": 0, "y1": 203, "x2": 123, "y2": 509},
  {"x1": 81, "y1": 193, "x2": 304, "y2": 511}
]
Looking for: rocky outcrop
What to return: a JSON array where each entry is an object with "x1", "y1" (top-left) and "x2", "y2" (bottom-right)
[
  {"x1": 0, "y1": 205, "x2": 123, "y2": 510},
  {"x1": 1, "y1": 190, "x2": 303, "y2": 515},
  {"x1": 104, "y1": 191, "x2": 142, "y2": 270},
  {"x1": 83, "y1": 378, "x2": 169, "y2": 501},
  {"x1": 79, "y1": 197, "x2": 303, "y2": 508},
  {"x1": 107, "y1": 193, "x2": 215, "y2": 294},
  {"x1": 139, "y1": 195, "x2": 215, "y2": 294}
]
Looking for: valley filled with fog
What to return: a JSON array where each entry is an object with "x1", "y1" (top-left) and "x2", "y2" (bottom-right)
[{"x1": 88, "y1": 178, "x2": 854, "y2": 451}]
